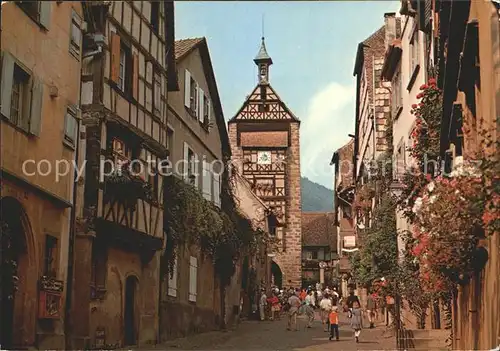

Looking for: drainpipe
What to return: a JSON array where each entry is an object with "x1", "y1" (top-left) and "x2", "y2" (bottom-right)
[{"x1": 64, "y1": 57, "x2": 83, "y2": 349}]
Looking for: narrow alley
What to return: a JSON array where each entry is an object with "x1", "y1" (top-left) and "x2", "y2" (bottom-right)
[{"x1": 162, "y1": 313, "x2": 395, "y2": 350}]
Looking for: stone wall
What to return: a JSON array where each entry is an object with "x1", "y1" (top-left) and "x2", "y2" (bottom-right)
[
  {"x1": 228, "y1": 121, "x2": 302, "y2": 288},
  {"x1": 160, "y1": 244, "x2": 221, "y2": 342},
  {"x1": 275, "y1": 122, "x2": 302, "y2": 287},
  {"x1": 88, "y1": 248, "x2": 160, "y2": 348}
]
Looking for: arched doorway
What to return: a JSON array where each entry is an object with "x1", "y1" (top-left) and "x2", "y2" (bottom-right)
[
  {"x1": 271, "y1": 261, "x2": 283, "y2": 289},
  {"x1": 124, "y1": 275, "x2": 138, "y2": 346},
  {"x1": 0, "y1": 197, "x2": 32, "y2": 349}
]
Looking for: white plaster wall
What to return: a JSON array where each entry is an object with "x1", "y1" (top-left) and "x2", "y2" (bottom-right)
[{"x1": 394, "y1": 15, "x2": 434, "y2": 257}]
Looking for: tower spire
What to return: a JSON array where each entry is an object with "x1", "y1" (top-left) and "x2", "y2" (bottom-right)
[{"x1": 254, "y1": 35, "x2": 273, "y2": 84}]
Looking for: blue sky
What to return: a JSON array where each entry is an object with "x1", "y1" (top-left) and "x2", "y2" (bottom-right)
[{"x1": 175, "y1": 1, "x2": 399, "y2": 189}]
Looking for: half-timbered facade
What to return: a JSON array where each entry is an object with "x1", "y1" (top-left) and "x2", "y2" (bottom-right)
[
  {"x1": 159, "y1": 37, "x2": 231, "y2": 340},
  {"x1": 1, "y1": 2, "x2": 83, "y2": 349},
  {"x1": 70, "y1": 1, "x2": 177, "y2": 348},
  {"x1": 228, "y1": 38, "x2": 302, "y2": 287}
]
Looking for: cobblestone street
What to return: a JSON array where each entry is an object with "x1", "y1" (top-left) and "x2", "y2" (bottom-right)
[{"x1": 163, "y1": 312, "x2": 396, "y2": 350}]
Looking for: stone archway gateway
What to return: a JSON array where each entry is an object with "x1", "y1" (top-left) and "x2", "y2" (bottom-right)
[
  {"x1": 271, "y1": 260, "x2": 283, "y2": 289},
  {"x1": 0, "y1": 197, "x2": 36, "y2": 350}
]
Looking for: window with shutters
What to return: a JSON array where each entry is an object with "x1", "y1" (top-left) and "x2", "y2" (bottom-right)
[
  {"x1": 17, "y1": 1, "x2": 51, "y2": 29},
  {"x1": 64, "y1": 107, "x2": 78, "y2": 147},
  {"x1": 202, "y1": 159, "x2": 212, "y2": 201},
  {"x1": 10, "y1": 64, "x2": 31, "y2": 129},
  {"x1": 188, "y1": 256, "x2": 198, "y2": 302},
  {"x1": 117, "y1": 40, "x2": 133, "y2": 96},
  {"x1": 189, "y1": 77, "x2": 197, "y2": 115},
  {"x1": 1, "y1": 55, "x2": 44, "y2": 135},
  {"x1": 186, "y1": 148, "x2": 196, "y2": 186},
  {"x1": 409, "y1": 28, "x2": 420, "y2": 78},
  {"x1": 70, "y1": 10, "x2": 82, "y2": 59},
  {"x1": 392, "y1": 67, "x2": 403, "y2": 119},
  {"x1": 167, "y1": 257, "x2": 178, "y2": 297}
]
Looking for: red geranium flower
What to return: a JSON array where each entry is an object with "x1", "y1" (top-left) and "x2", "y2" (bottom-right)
[
  {"x1": 411, "y1": 104, "x2": 418, "y2": 109},
  {"x1": 420, "y1": 84, "x2": 428, "y2": 90}
]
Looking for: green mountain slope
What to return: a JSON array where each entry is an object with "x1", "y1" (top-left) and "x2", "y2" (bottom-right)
[{"x1": 301, "y1": 177, "x2": 334, "y2": 212}]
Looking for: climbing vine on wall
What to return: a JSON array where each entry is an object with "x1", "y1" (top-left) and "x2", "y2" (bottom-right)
[{"x1": 162, "y1": 160, "x2": 278, "y2": 288}]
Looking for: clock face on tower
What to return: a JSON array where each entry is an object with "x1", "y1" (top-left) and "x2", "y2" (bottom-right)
[{"x1": 257, "y1": 151, "x2": 272, "y2": 165}]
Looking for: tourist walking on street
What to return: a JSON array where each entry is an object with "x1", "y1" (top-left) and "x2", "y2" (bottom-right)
[
  {"x1": 319, "y1": 293, "x2": 332, "y2": 332},
  {"x1": 259, "y1": 288, "x2": 268, "y2": 321},
  {"x1": 366, "y1": 292, "x2": 376, "y2": 328},
  {"x1": 299, "y1": 288, "x2": 307, "y2": 301},
  {"x1": 329, "y1": 306, "x2": 340, "y2": 341},
  {"x1": 302, "y1": 299, "x2": 315, "y2": 328},
  {"x1": 351, "y1": 301, "x2": 363, "y2": 343},
  {"x1": 286, "y1": 290, "x2": 302, "y2": 331},
  {"x1": 345, "y1": 287, "x2": 360, "y2": 318},
  {"x1": 268, "y1": 292, "x2": 280, "y2": 321}
]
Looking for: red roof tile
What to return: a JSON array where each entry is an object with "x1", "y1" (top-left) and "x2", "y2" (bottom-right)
[
  {"x1": 174, "y1": 38, "x2": 204, "y2": 60},
  {"x1": 301, "y1": 212, "x2": 337, "y2": 248}
]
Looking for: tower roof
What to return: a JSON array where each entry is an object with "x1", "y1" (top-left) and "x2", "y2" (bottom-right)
[{"x1": 254, "y1": 37, "x2": 273, "y2": 65}]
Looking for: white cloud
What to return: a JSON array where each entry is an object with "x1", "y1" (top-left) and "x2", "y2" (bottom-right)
[{"x1": 300, "y1": 82, "x2": 355, "y2": 188}]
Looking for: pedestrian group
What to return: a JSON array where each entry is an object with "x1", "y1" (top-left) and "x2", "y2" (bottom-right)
[{"x1": 258, "y1": 284, "x2": 379, "y2": 344}]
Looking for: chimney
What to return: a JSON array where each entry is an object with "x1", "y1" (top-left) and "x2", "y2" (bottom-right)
[{"x1": 384, "y1": 12, "x2": 397, "y2": 51}]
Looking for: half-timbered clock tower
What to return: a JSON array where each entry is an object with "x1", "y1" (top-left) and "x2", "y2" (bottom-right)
[{"x1": 228, "y1": 37, "x2": 302, "y2": 287}]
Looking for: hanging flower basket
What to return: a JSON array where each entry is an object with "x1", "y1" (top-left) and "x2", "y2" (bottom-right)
[{"x1": 104, "y1": 162, "x2": 154, "y2": 206}]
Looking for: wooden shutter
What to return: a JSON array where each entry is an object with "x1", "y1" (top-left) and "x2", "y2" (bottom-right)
[
  {"x1": 188, "y1": 256, "x2": 197, "y2": 302},
  {"x1": 194, "y1": 82, "x2": 199, "y2": 117},
  {"x1": 29, "y1": 77, "x2": 44, "y2": 136},
  {"x1": 198, "y1": 88, "x2": 204, "y2": 122},
  {"x1": 213, "y1": 172, "x2": 221, "y2": 207},
  {"x1": 184, "y1": 69, "x2": 191, "y2": 108},
  {"x1": 132, "y1": 53, "x2": 139, "y2": 100},
  {"x1": 167, "y1": 257, "x2": 177, "y2": 297},
  {"x1": 424, "y1": 0, "x2": 432, "y2": 32},
  {"x1": 207, "y1": 99, "x2": 211, "y2": 126},
  {"x1": 110, "y1": 32, "x2": 121, "y2": 83},
  {"x1": 183, "y1": 142, "x2": 189, "y2": 181},
  {"x1": 39, "y1": 2, "x2": 51, "y2": 30},
  {"x1": 193, "y1": 153, "x2": 199, "y2": 189},
  {"x1": 1, "y1": 52, "x2": 15, "y2": 119},
  {"x1": 202, "y1": 159, "x2": 212, "y2": 200}
]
